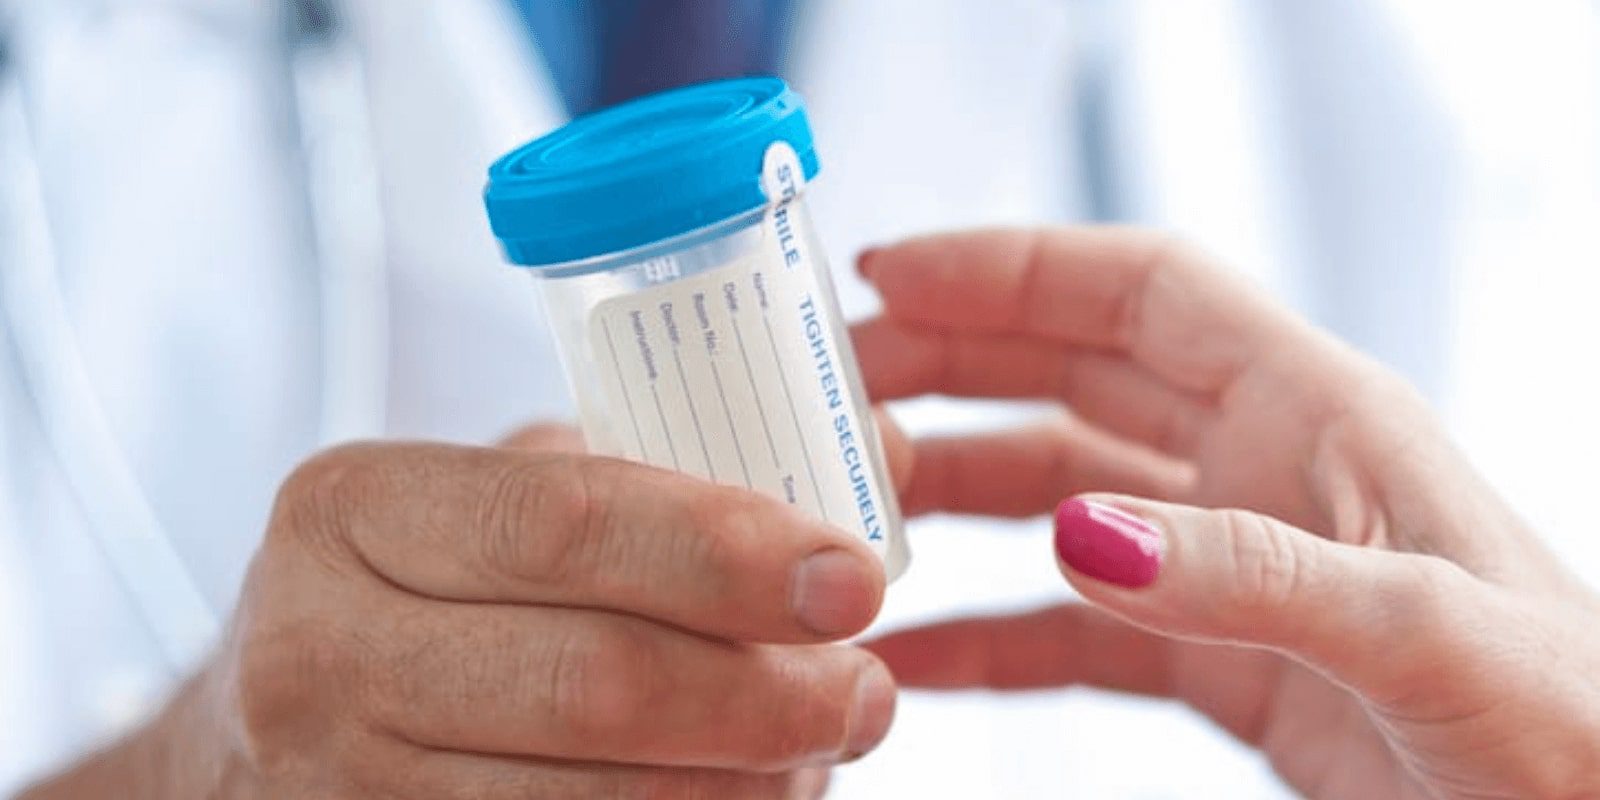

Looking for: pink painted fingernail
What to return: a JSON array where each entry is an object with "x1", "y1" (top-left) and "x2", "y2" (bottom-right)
[
  {"x1": 856, "y1": 247, "x2": 883, "y2": 278},
  {"x1": 1054, "y1": 498, "x2": 1162, "y2": 588}
]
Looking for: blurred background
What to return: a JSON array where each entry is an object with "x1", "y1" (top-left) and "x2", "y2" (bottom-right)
[{"x1": 2, "y1": 0, "x2": 1597, "y2": 797}]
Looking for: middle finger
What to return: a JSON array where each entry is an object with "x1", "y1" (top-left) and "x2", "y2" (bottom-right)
[
  {"x1": 367, "y1": 598, "x2": 896, "y2": 771},
  {"x1": 852, "y1": 318, "x2": 1212, "y2": 457},
  {"x1": 898, "y1": 417, "x2": 1195, "y2": 517}
]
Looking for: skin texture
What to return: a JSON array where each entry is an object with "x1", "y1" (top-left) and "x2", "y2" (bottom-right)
[
  {"x1": 20, "y1": 424, "x2": 887, "y2": 799},
  {"x1": 854, "y1": 227, "x2": 1600, "y2": 800}
]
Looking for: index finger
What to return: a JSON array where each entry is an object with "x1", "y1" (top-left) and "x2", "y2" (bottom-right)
[
  {"x1": 859, "y1": 227, "x2": 1312, "y2": 394},
  {"x1": 269, "y1": 442, "x2": 886, "y2": 645}
]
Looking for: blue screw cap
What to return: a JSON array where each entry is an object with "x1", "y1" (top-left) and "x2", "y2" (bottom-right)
[{"x1": 485, "y1": 76, "x2": 820, "y2": 267}]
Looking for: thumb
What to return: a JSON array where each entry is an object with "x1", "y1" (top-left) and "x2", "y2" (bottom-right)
[{"x1": 1053, "y1": 495, "x2": 1479, "y2": 701}]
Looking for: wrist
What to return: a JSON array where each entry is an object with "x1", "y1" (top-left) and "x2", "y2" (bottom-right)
[{"x1": 19, "y1": 664, "x2": 236, "y2": 800}]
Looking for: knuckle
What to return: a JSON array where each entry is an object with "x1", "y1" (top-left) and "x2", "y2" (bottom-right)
[
  {"x1": 1112, "y1": 233, "x2": 1179, "y2": 347},
  {"x1": 1151, "y1": 405, "x2": 1201, "y2": 455},
  {"x1": 1363, "y1": 555, "x2": 1490, "y2": 704},
  {"x1": 479, "y1": 458, "x2": 604, "y2": 585},
  {"x1": 1107, "y1": 232, "x2": 1216, "y2": 354},
  {"x1": 742, "y1": 658, "x2": 853, "y2": 768},
  {"x1": 542, "y1": 621, "x2": 658, "y2": 742},
  {"x1": 1364, "y1": 360, "x2": 1426, "y2": 407},
  {"x1": 277, "y1": 444, "x2": 388, "y2": 511},
  {"x1": 684, "y1": 486, "x2": 768, "y2": 558},
  {"x1": 1149, "y1": 235, "x2": 1208, "y2": 276},
  {"x1": 1345, "y1": 360, "x2": 1426, "y2": 423},
  {"x1": 1216, "y1": 509, "x2": 1306, "y2": 617},
  {"x1": 230, "y1": 618, "x2": 367, "y2": 775},
  {"x1": 1143, "y1": 235, "x2": 1210, "y2": 290},
  {"x1": 1384, "y1": 554, "x2": 1473, "y2": 636},
  {"x1": 270, "y1": 444, "x2": 390, "y2": 549},
  {"x1": 685, "y1": 483, "x2": 756, "y2": 535},
  {"x1": 1309, "y1": 353, "x2": 1425, "y2": 441}
]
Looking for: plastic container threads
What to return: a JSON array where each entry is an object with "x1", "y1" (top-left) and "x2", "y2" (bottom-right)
[{"x1": 483, "y1": 77, "x2": 909, "y2": 579}]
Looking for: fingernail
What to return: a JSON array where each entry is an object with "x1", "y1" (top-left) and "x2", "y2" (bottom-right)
[
  {"x1": 792, "y1": 549, "x2": 877, "y2": 636},
  {"x1": 1054, "y1": 498, "x2": 1163, "y2": 588},
  {"x1": 856, "y1": 247, "x2": 883, "y2": 278},
  {"x1": 845, "y1": 661, "x2": 896, "y2": 757}
]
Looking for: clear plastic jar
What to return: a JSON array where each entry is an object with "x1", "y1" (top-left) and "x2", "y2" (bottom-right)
[{"x1": 485, "y1": 77, "x2": 907, "y2": 578}]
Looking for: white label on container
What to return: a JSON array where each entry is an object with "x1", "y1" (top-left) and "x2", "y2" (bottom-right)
[{"x1": 585, "y1": 144, "x2": 893, "y2": 558}]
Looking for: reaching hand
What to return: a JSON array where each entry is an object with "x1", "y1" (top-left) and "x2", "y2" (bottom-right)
[{"x1": 854, "y1": 227, "x2": 1600, "y2": 799}]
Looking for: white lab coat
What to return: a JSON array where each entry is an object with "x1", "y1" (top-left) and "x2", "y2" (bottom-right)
[
  {"x1": 0, "y1": 0, "x2": 570, "y2": 787},
  {"x1": 0, "y1": 2, "x2": 1110, "y2": 794},
  {"x1": 3, "y1": 0, "x2": 1508, "y2": 796}
]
